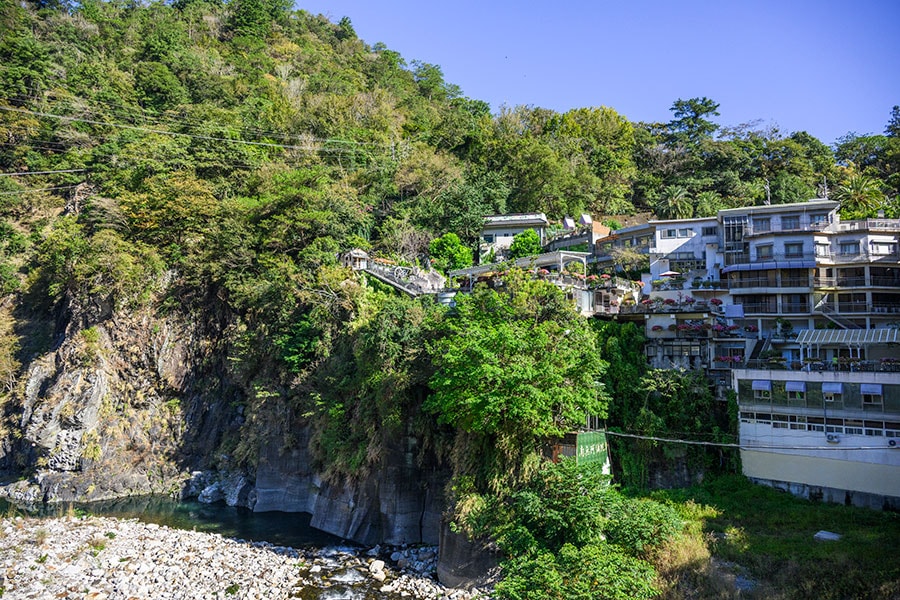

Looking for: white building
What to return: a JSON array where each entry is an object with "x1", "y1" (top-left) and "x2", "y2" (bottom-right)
[{"x1": 480, "y1": 213, "x2": 549, "y2": 261}]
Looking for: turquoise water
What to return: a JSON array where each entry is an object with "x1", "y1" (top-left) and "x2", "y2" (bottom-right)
[{"x1": 0, "y1": 495, "x2": 345, "y2": 548}]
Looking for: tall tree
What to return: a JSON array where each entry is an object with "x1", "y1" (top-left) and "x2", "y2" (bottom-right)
[{"x1": 666, "y1": 97, "x2": 720, "y2": 147}]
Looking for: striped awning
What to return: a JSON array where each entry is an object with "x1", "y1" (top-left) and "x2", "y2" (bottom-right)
[
  {"x1": 795, "y1": 328, "x2": 900, "y2": 346},
  {"x1": 722, "y1": 259, "x2": 815, "y2": 273}
]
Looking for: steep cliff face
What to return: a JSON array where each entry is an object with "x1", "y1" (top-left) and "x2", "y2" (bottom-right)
[
  {"x1": 0, "y1": 297, "x2": 243, "y2": 504},
  {"x1": 253, "y1": 429, "x2": 448, "y2": 546},
  {"x1": 1, "y1": 296, "x2": 450, "y2": 549}
]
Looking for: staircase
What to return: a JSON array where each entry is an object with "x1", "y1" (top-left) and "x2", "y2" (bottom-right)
[{"x1": 813, "y1": 295, "x2": 863, "y2": 330}]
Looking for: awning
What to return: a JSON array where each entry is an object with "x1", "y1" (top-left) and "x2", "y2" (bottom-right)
[
  {"x1": 785, "y1": 381, "x2": 807, "y2": 392},
  {"x1": 722, "y1": 259, "x2": 815, "y2": 273},
  {"x1": 822, "y1": 382, "x2": 843, "y2": 394},
  {"x1": 795, "y1": 328, "x2": 900, "y2": 346},
  {"x1": 752, "y1": 380, "x2": 772, "y2": 391},
  {"x1": 861, "y1": 383, "x2": 883, "y2": 395},
  {"x1": 724, "y1": 304, "x2": 745, "y2": 318}
]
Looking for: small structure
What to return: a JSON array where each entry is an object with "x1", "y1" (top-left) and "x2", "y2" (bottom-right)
[
  {"x1": 341, "y1": 248, "x2": 369, "y2": 271},
  {"x1": 480, "y1": 213, "x2": 549, "y2": 260}
]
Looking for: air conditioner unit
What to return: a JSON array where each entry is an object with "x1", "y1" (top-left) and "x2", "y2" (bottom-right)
[
  {"x1": 826, "y1": 433, "x2": 840, "y2": 444},
  {"x1": 889, "y1": 439, "x2": 898, "y2": 448}
]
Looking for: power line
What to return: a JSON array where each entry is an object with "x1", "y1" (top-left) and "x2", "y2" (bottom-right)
[
  {"x1": 0, "y1": 168, "x2": 88, "y2": 177},
  {"x1": 604, "y1": 430, "x2": 896, "y2": 451},
  {"x1": 0, "y1": 185, "x2": 80, "y2": 195}
]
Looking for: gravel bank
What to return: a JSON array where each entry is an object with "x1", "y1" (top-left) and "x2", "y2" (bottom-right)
[{"x1": 0, "y1": 515, "x2": 491, "y2": 599}]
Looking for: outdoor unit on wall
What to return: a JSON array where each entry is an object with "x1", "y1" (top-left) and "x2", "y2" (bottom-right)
[
  {"x1": 826, "y1": 433, "x2": 840, "y2": 444},
  {"x1": 889, "y1": 439, "x2": 898, "y2": 448}
]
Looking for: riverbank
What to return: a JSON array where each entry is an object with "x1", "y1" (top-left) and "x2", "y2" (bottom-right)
[{"x1": 0, "y1": 514, "x2": 491, "y2": 599}]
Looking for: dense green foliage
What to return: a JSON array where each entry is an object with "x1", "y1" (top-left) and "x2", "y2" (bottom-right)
[
  {"x1": 466, "y1": 459, "x2": 680, "y2": 600},
  {"x1": 427, "y1": 270, "x2": 607, "y2": 493},
  {"x1": 653, "y1": 475, "x2": 900, "y2": 599}
]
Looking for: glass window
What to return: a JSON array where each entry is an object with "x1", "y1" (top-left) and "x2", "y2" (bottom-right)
[
  {"x1": 810, "y1": 213, "x2": 828, "y2": 226},
  {"x1": 781, "y1": 216, "x2": 800, "y2": 230},
  {"x1": 753, "y1": 389, "x2": 771, "y2": 401},
  {"x1": 862, "y1": 393, "x2": 883, "y2": 407},
  {"x1": 678, "y1": 228, "x2": 692, "y2": 238},
  {"x1": 483, "y1": 234, "x2": 494, "y2": 243},
  {"x1": 756, "y1": 245, "x2": 773, "y2": 260},
  {"x1": 662, "y1": 229, "x2": 678, "y2": 239},
  {"x1": 787, "y1": 390, "x2": 805, "y2": 402},
  {"x1": 784, "y1": 242, "x2": 803, "y2": 257},
  {"x1": 754, "y1": 217, "x2": 771, "y2": 232},
  {"x1": 702, "y1": 226, "x2": 717, "y2": 236},
  {"x1": 871, "y1": 242, "x2": 897, "y2": 255},
  {"x1": 840, "y1": 241, "x2": 859, "y2": 255},
  {"x1": 815, "y1": 243, "x2": 830, "y2": 257}
]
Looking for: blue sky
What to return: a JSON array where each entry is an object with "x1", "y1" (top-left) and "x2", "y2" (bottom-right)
[{"x1": 297, "y1": 0, "x2": 899, "y2": 147}]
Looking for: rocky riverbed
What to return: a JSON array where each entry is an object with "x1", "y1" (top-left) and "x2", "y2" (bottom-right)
[{"x1": 0, "y1": 515, "x2": 493, "y2": 599}]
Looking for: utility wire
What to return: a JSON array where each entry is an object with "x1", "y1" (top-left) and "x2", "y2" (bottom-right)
[
  {"x1": 0, "y1": 168, "x2": 87, "y2": 177},
  {"x1": 0, "y1": 185, "x2": 80, "y2": 195},
  {"x1": 604, "y1": 430, "x2": 897, "y2": 452}
]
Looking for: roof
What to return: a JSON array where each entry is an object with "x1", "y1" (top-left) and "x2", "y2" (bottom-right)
[
  {"x1": 795, "y1": 328, "x2": 900, "y2": 346},
  {"x1": 718, "y1": 200, "x2": 839, "y2": 217},
  {"x1": 449, "y1": 250, "x2": 590, "y2": 278},
  {"x1": 722, "y1": 259, "x2": 815, "y2": 272},
  {"x1": 483, "y1": 213, "x2": 549, "y2": 228}
]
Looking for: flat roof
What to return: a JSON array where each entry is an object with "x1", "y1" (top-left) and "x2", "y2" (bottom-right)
[{"x1": 718, "y1": 200, "x2": 839, "y2": 217}]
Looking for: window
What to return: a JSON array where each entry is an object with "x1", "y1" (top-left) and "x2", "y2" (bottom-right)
[
  {"x1": 482, "y1": 234, "x2": 494, "y2": 243},
  {"x1": 815, "y1": 243, "x2": 831, "y2": 257},
  {"x1": 752, "y1": 380, "x2": 771, "y2": 401},
  {"x1": 662, "y1": 229, "x2": 678, "y2": 239},
  {"x1": 844, "y1": 419, "x2": 864, "y2": 435},
  {"x1": 702, "y1": 226, "x2": 717, "y2": 236},
  {"x1": 810, "y1": 213, "x2": 829, "y2": 227},
  {"x1": 839, "y1": 241, "x2": 859, "y2": 256},
  {"x1": 756, "y1": 245, "x2": 773, "y2": 260},
  {"x1": 871, "y1": 242, "x2": 897, "y2": 255},
  {"x1": 754, "y1": 217, "x2": 771, "y2": 232},
  {"x1": 781, "y1": 216, "x2": 800, "y2": 230},
  {"x1": 786, "y1": 381, "x2": 806, "y2": 402},
  {"x1": 678, "y1": 228, "x2": 692, "y2": 238},
  {"x1": 861, "y1": 383, "x2": 883, "y2": 408},
  {"x1": 784, "y1": 242, "x2": 804, "y2": 257}
]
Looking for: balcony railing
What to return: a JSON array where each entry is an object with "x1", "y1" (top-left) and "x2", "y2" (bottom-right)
[
  {"x1": 835, "y1": 218, "x2": 900, "y2": 232},
  {"x1": 815, "y1": 301, "x2": 900, "y2": 315},
  {"x1": 740, "y1": 303, "x2": 779, "y2": 314},
  {"x1": 816, "y1": 250, "x2": 900, "y2": 263},
  {"x1": 815, "y1": 276, "x2": 897, "y2": 288},
  {"x1": 782, "y1": 303, "x2": 810, "y2": 313}
]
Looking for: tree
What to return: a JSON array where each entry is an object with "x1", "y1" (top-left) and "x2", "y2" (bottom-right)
[
  {"x1": 886, "y1": 105, "x2": 900, "y2": 137},
  {"x1": 666, "y1": 97, "x2": 720, "y2": 147},
  {"x1": 655, "y1": 185, "x2": 693, "y2": 219},
  {"x1": 833, "y1": 173, "x2": 885, "y2": 219},
  {"x1": 508, "y1": 229, "x2": 542, "y2": 259},
  {"x1": 426, "y1": 271, "x2": 607, "y2": 491},
  {"x1": 428, "y1": 232, "x2": 471, "y2": 273}
]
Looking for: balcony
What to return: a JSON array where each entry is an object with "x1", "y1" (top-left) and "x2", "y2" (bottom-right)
[
  {"x1": 816, "y1": 250, "x2": 900, "y2": 264},
  {"x1": 835, "y1": 218, "x2": 900, "y2": 233},
  {"x1": 782, "y1": 303, "x2": 810, "y2": 313},
  {"x1": 871, "y1": 276, "x2": 900, "y2": 287},
  {"x1": 815, "y1": 301, "x2": 900, "y2": 315},
  {"x1": 740, "y1": 303, "x2": 779, "y2": 314}
]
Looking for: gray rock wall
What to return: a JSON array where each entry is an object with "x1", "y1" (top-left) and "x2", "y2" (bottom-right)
[{"x1": 253, "y1": 431, "x2": 448, "y2": 546}]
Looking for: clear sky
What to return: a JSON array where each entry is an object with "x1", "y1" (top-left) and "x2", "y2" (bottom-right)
[{"x1": 296, "y1": 0, "x2": 899, "y2": 147}]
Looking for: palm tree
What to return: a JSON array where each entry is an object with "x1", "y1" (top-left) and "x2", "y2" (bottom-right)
[
  {"x1": 832, "y1": 174, "x2": 884, "y2": 219},
  {"x1": 656, "y1": 185, "x2": 693, "y2": 220}
]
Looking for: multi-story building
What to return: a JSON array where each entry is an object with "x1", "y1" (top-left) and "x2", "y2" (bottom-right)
[{"x1": 588, "y1": 200, "x2": 900, "y2": 505}]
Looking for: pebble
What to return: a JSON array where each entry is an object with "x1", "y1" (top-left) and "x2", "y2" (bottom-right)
[{"x1": 0, "y1": 515, "x2": 490, "y2": 599}]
